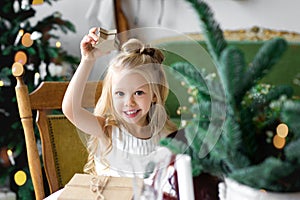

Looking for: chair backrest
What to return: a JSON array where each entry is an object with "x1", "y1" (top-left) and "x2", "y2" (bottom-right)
[{"x1": 12, "y1": 64, "x2": 102, "y2": 200}]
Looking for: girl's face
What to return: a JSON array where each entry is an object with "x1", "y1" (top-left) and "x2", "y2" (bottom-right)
[{"x1": 111, "y1": 71, "x2": 155, "y2": 127}]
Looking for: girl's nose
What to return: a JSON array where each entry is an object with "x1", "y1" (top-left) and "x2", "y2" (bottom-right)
[{"x1": 125, "y1": 95, "x2": 135, "y2": 107}]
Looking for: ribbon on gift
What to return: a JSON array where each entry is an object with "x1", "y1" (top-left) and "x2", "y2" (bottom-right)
[{"x1": 58, "y1": 173, "x2": 142, "y2": 200}]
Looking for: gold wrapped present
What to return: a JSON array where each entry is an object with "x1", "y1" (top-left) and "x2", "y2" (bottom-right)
[{"x1": 58, "y1": 173, "x2": 142, "y2": 200}]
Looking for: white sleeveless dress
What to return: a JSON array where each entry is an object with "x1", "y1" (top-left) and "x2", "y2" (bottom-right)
[{"x1": 94, "y1": 126, "x2": 170, "y2": 178}]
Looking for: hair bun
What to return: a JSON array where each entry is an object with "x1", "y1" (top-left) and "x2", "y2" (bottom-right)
[
  {"x1": 121, "y1": 38, "x2": 165, "y2": 64},
  {"x1": 121, "y1": 38, "x2": 143, "y2": 54},
  {"x1": 140, "y1": 47, "x2": 155, "y2": 57}
]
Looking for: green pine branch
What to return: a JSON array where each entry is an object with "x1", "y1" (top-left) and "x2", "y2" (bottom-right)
[
  {"x1": 171, "y1": 62, "x2": 225, "y2": 102},
  {"x1": 281, "y1": 100, "x2": 300, "y2": 136},
  {"x1": 0, "y1": 1, "x2": 79, "y2": 197},
  {"x1": 239, "y1": 107, "x2": 258, "y2": 159},
  {"x1": 160, "y1": 0, "x2": 300, "y2": 192},
  {"x1": 229, "y1": 157, "x2": 297, "y2": 192},
  {"x1": 186, "y1": 0, "x2": 227, "y2": 62},
  {"x1": 34, "y1": 13, "x2": 76, "y2": 37},
  {"x1": 248, "y1": 85, "x2": 293, "y2": 114},
  {"x1": 171, "y1": 62, "x2": 209, "y2": 97},
  {"x1": 219, "y1": 45, "x2": 246, "y2": 105},
  {"x1": 284, "y1": 138, "x2": 300, "y2": 164},
  {"x1": 218, "y1": 118, "x2": 250, "y2": 170},
  {"x1": 236, "y1": 38, "x2": 288, "y2": 104}
]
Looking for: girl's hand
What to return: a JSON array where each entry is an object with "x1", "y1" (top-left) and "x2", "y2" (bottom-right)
[{"x1": 80, "y1": 27, "x2": 103, "y2": 61}]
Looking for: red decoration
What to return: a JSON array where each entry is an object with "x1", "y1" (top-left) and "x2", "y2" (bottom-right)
[{"x1": 0, "y1": 147, "x2": 10, "y2": 168}]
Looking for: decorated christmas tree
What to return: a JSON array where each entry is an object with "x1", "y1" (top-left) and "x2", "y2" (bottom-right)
[
  {"x1": 0, "y1": 0, "x2": 79, "y2": 199},
  {"x1": 161, "y1": 0, "x2": 300, "y2": 192}
]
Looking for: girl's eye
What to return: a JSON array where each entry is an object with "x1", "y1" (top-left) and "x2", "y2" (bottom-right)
[
  {"x1": 135, "y1": 91, "x2": 145, "y2": 96},
  {"x1": 115, "y1": 91, "x2": 124, "y2": 97}
]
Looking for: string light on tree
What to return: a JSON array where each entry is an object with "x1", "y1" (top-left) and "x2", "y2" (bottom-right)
[
  {"x1": 56, "y1": 41, "x2": 62, "y2": 48},
  {"x1": 34, "y1": 72, "x2": 40, "y2": 86},
  {"x1": 6, "y1": 149, "x2": 15, "y2": 166},
  {"x1": 21, "y1": 33, "x2": 33, "y2": 47},
  {"x1": 14, "y1": 170, "x2": 27, "y2": 186},
  {"x1": 14, "y1": 51, "x2": 27, "y2": 65},
  {"x1": 14, "y1": 29, "x2": 24, "y2": 46},
  {"x1": 273, "y1": 134, "x2": 286, "y2": 149},
  {"x1": 1, "y1": 0, "x2": 79, "y2": 198},
  {"x1": 276, "y1": 123, "x2": 289, "y2": 138},
  {"x1": 12, "y1": 62, "x2": 24, "y2": 75},
  {"x1": 273, "y1": 123, "x2": 289, "y2": 149}
]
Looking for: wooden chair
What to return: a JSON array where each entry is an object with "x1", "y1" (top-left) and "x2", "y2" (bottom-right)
[{"x1": 12, "y1": 64, "x2": 102, "y2": 200}]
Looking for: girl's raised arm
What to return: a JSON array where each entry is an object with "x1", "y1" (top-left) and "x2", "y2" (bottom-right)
[{"x1": 62, "y1": 27, "x2": 105, "y2": 137}]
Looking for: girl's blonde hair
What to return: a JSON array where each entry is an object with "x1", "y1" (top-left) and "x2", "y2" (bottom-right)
[{"x1": 84, "y1": 38, "x2": 177, "y2": 174}]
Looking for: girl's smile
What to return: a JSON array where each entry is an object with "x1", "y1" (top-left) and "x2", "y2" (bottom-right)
[{"x1": 124, "y1": 109, "x2": 140, "y2": 116}]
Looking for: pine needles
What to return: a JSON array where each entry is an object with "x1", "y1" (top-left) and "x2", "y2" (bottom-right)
[{"x1": 160, "y1": 0, "x2": 300, "y2": 192}]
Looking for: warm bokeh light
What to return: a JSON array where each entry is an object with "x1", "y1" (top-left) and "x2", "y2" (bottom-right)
[
  {"x1": 56, "y1": 41, "x2": 61, "y2": 48},
  {"x1": 14, "y1": 170, "x2": 27, "y2": 186},
  {"x1": 181, "y1": 120, "x2": 187, "y2": 127},
  {"x1": 188, "y1": 96, "x2": 195, "y2": 103},
  {"x1": 0, "y1": 80, "x2": 4, "y2": 87},
  {"x1": 12, "y1": 62, "x2": 24, "y2": 77},
  {"x1": 32, "y1": 0, "x2": 44, "y2": 5},
  {"x1": 21, "y1": 33, "x2": 33, "y2": 47},
  {"x1": 176, "y1": 108, "x2": 181, "y2": 115},
  {"x1": 34, "y1": 72, "x2": 40, "y2": 86},
  {"x1": 7, "y1": 149, "x2": 12, "y2": 156},
  {"x1": 35, "y1": 72, "x2": 40, "y2": 79},
  {"x1": 14, "y1": 51, "x2": 27, "y2": 65},
  {"x1": 273, "y1": 134, "x2": 286, "y2": 149},
  {"x1": 276, "y1": 123, "x2": 288, "y2": 138},
  {"x1": 18, "y1": 29, "x2": 24, "y2": 37},
  {"x1": 12, "y1": 62, "x2": 23, "y2": 69},
  {"x1": 7, "y1": 149, "x2": 15, "y2": 165},
  {"x1": 14, "y1": 29, "x2": 25, "y2": 45}
]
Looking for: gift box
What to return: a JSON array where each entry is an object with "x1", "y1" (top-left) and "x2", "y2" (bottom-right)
[{"x1": 58, "y1": 173, "x2": 142, "y2": 200}]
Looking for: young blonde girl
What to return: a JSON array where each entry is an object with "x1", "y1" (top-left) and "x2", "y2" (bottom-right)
[{"x1": 62, "y1": 27, "x2": 177, "y2": 177}]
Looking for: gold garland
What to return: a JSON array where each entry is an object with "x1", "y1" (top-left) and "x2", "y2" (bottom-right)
[
  {"x1": 153, "y1": 26, "x2": 300, "y2": 44},
  {"x1": 223, "y1": 26, "x2": 300, "y2": 42}
]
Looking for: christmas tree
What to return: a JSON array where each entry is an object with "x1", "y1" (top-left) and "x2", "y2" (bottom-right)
[
  {"x1": 161, "y1": 0, "x2": 300, "y2": 192},
  {"x1": 0, "y1": 0, "x2": 79, "y2": 199}
]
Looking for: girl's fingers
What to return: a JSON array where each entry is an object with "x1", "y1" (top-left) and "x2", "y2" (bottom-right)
[
  {"x1": 88, "y1": 27, "x2": 98, "y2": 34},
  {"x1": 80, "y1": 28, "x2": 104, "y2": 59},
  {"x1": 81, "y1": 35, "x2": 92, "y2": 48},
  {"x1": 81, "y1": 31, "x2": 97, "y2": 49},
  {"x1": 88, "y1": 27, "x2": 99, "y2": 43},
  {"x1": 80, "y1": 35, "x2": 95, "y2": 55}
]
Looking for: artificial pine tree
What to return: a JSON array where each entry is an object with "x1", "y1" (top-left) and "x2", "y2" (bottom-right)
[
  {"x1": 0, "y1": 0, "x2": 79, "y2": 199},
  {"x1": 161, "y1": 0, "x2": 300, "y2": 192}
]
